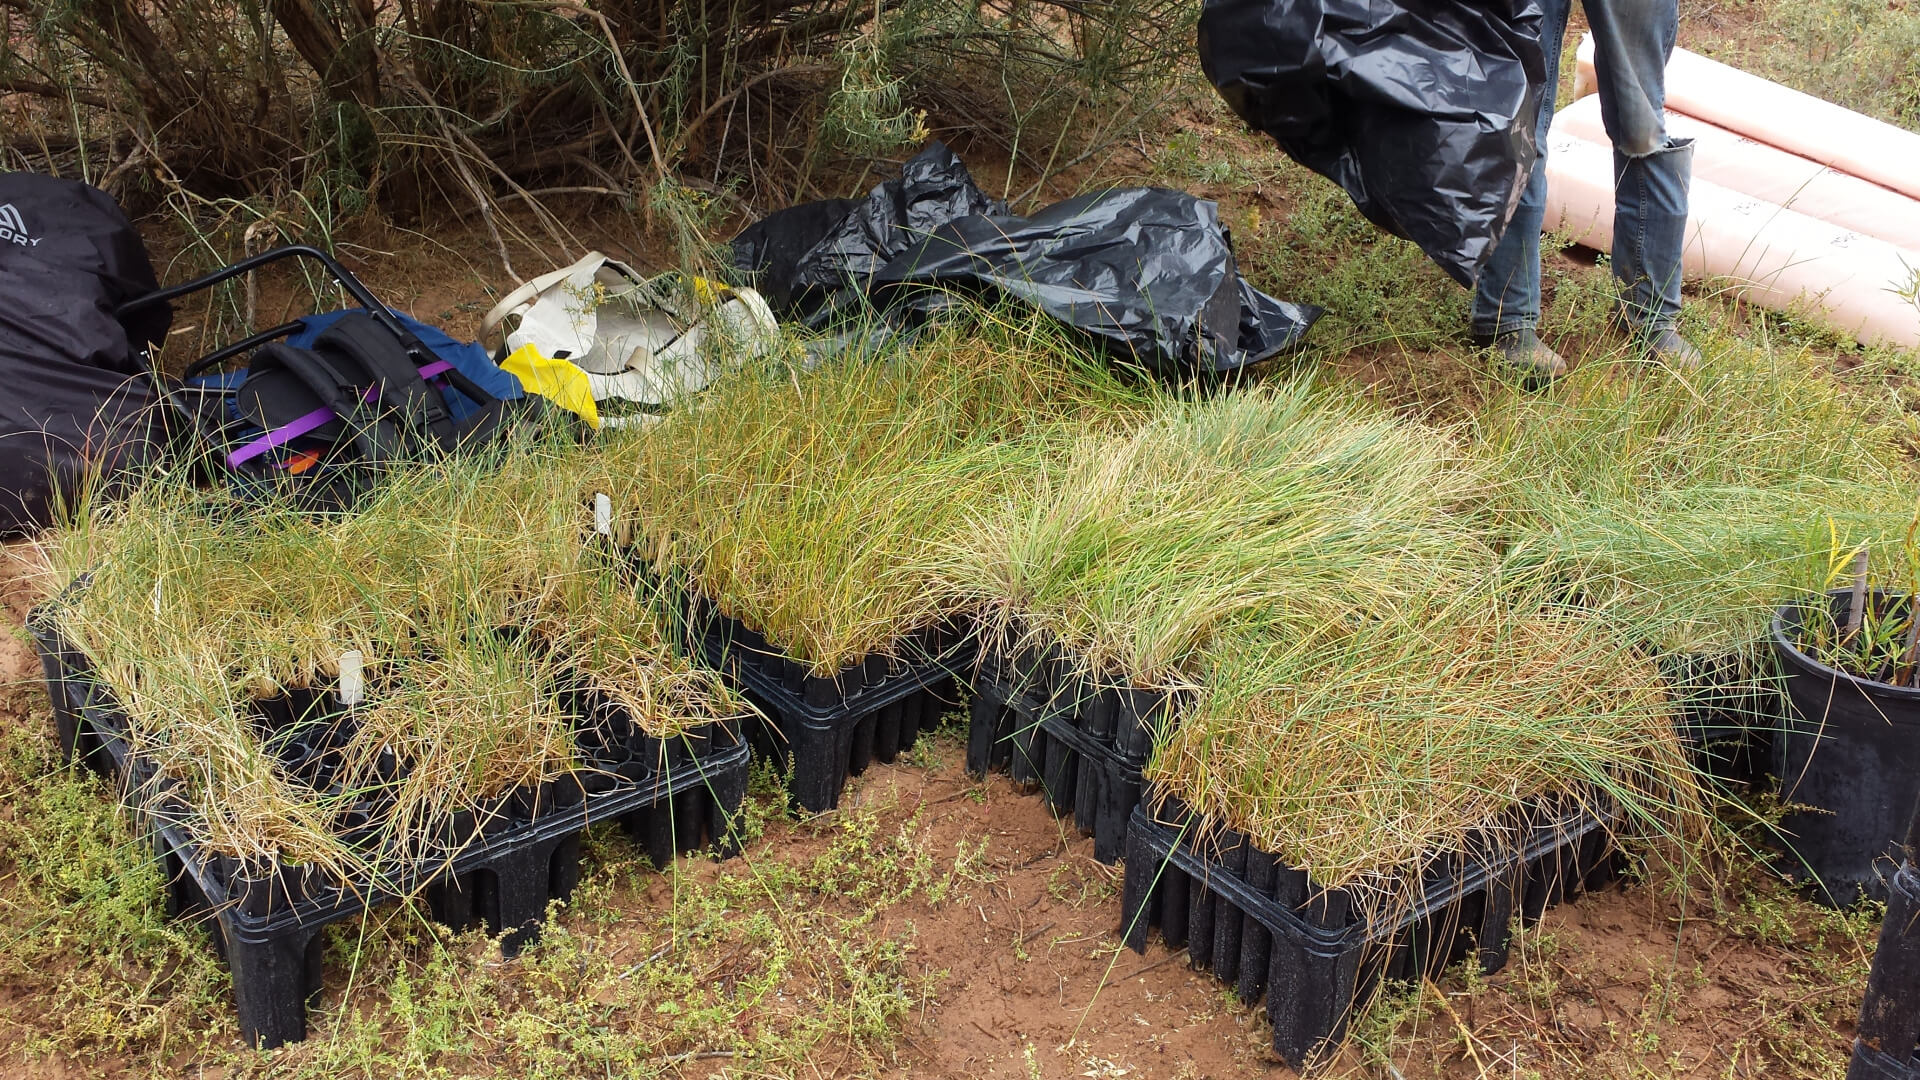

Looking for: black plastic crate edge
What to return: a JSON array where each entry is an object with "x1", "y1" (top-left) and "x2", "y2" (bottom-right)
[
  {"x1": 1122, "y1": 799, "x2": 1615, "y2": 954},
  {"x1": 172, "y1": 734, "x2": 754, "y2": 944},
  {"x1": 31, "y1": 619, "x2": 753, "y2": 941},
  {"x1": 972, "y1": 641, "x2": 1171, "y2": 771},
  {"x1": 1120, "y1": 799, "x2": 1618, "y2": 1068},
  {"x1": 704, "y1": 620, "x2": 976, "y2": 728},
  {"x1": 966, "y1": 678, "x2": 1144, "y2": 863}
]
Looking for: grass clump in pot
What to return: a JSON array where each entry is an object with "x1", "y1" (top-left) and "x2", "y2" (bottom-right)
[
  {"x1": 939, "y1": 377, "x2": 1706, "y2": 913},
  {"x1": 39, "y1": 439, "x2": 741, "y2": 889},
  {"x1": 604, "y1": 307, "x2": 1155, "y2": 676}
]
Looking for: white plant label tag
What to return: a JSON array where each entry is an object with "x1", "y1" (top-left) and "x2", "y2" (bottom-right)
[
  {"x1": 594, "y1": 492, "x2": 612, "y2": 537},
  {"x1": 338, "y1": 650, "x2": 364, "y2": 707}
]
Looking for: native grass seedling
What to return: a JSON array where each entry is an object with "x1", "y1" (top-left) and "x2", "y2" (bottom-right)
[
  {"x1": 944, "y1": 374, "x2": 1719, "y2": 915},
  {"x1": 1471, "y1": 345, "x2": 1913, "y2": 656},
  {"x1": 944, "y1": 378, "x2": 1487, "y2": 688},
  {"x1": 602, "y1": 307, "x2": 1155, "y2": 675},
  {"x1": 1152, "y1": 574, "x2": 1705, "y2": 914},
  {"x1": 1788, "y1": 506, "x2": 1920, "y2": 683},
  {"x1": 38, "y1": 437, "x2": 743, "y2": 888}
]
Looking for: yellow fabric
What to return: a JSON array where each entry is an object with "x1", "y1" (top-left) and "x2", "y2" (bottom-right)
[
  {"x1": 500, "y1": 343, "x2": 599, "y2": 428},
  {"x1": 688, "y1": 276, "x2": 729, "y2": 305}
]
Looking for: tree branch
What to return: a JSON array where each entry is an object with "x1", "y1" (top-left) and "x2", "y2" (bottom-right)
[
  {"x1": 269, "y1": 0, "x2": 380, "y2": 106},
  {"x1": 0, "y1": 77, "x2": 109, "y2": 108},
  {"x1": 671, "y1": 63, "x2": 835, "y2": 159}
]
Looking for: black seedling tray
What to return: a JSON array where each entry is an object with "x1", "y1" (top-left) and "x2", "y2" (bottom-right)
[
  {"x1": 1660, "y1": 650, "x2": 1782, "y2": 791},
  {"x1": 970, "y1": 640, "x2": 1186, "y2": 767},
  {"x1": 1853, "y1": 1043, "x2": 1920, "y2": 1080},
  {"x1": 610, "y1": 540, "x2": 973, "y2": 811},
  {"x1": 1120, "y1": 792, "x2": 1619, "y2": 1071},
  {"x1": 31, "y1": 616, "x2": 750, "y2": 1050},
  {"x1": 690, "y1": 597, "x2": 970, "y2": 812},
  {"x1": 966, "y1": 646, "x2": 1138, "y2": 862},
  {"x1": 966, "y1": 641, "x2": 1186, "y2": 862}
]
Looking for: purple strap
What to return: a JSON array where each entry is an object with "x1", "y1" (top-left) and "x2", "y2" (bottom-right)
[{"x1": 226, "y1": 360, "x2": 454, "y2": 468}]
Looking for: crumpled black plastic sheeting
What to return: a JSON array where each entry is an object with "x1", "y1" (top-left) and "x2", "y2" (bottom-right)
[
  {"x1": 733, "y1": 143, "x2": 1321, "y2": 377},
  {"x1": 732, "y1": 142, "x2": 1004, "y2": 315},
  {"x1": 1197, "y1": 0, "x2": 1547, "y2": 286},
  {"x1": 872, "y1": 188, "x2": 1321, "y2": 375}
]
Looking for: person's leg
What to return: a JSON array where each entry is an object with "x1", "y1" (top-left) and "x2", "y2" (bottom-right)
[
  {"x1": 1470, "y1": 0, "x2": 1573, "y2": 341},
  {"x1": 1587, "y1": 0, "x2": 1700, "y2": 366}
]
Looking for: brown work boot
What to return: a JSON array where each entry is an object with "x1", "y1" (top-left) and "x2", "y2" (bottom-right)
[
  {"x1": 1471, "y1": 328, "x2": 1567, "y2": 389},
  {"x1": 1641, "y1": 327, "x2": 1704, "y2": 372},
  {"x1": 1611, "y1": 305, "x2": 1705, "y2": 372}
]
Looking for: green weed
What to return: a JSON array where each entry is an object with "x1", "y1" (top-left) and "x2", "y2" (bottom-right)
[
  {"x1": 1241, "y1": 169, "x2": 1470, "y2": 356},
  {"x1": 0, "y1": 740, "x2": 956, "y2": 1075},
  {"x1": 1709, "y1": 0, "x2": 1920, "y2": 131},
  {"x1": 0, "y1": 725, "x2": 228, "y2": 1065}
]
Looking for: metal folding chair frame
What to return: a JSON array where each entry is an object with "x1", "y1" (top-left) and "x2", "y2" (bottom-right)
[{"x1": 121, "y1": 245, "x2": 430, "y2": 453}]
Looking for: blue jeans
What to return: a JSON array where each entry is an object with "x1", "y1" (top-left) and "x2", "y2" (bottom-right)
[{"x1": 1471, "y1": 0, "x2": 1694, "y2": 338}]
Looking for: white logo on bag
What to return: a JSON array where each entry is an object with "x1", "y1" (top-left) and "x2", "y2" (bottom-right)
[{"x1": 0, "y1": 204, "x2": 36, "y2": 246}]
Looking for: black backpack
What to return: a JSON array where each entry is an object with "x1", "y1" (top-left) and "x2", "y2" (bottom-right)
[
  {"x1": 0, "y1": 172, "x2": 170, "y2": 534},
  {"x1": 131, "y1": 245, "x2": 546, "y2": 505},
  {"x1": 230, "y1": 312, "x2": 515, "y2": 469}
]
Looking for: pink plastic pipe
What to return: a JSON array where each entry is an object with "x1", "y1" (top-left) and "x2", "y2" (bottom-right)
[
  {"x1": 1572, "y1": 34, "x2": 1920, "y2": 202},
  {"x1": 1541, "y1": 120, "x2": 1920, "y2": 350},
  {"x1": 1555, "y1": 94, "x2": 1920, "y2": 254}
]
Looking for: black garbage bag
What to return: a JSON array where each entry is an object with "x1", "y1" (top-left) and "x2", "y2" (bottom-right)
[
  {"x1": 728, "y1": 197, "x2": 860, "y2": 314},
  {"x1": 0, "y1": 172, "x2": 172, "y2": 534},
  {"x1": 1196, "y1": 0, "x2": 1547, "y2": 286},
  {"x1": 872, "y1": 187, "x2": 1320, "y2": 376},
  {"x1": 734, "y1": 148, "x2": 1320, "y2": 377},
  {"x1": 732, "y1": 141, "x2": 1003, "y2": 318}
]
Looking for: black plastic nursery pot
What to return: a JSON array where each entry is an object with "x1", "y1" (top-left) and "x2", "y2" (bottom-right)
[
  {"x1": 1855, "y1": 1038, "x2": 1920, "y2": 1080},
  {"x1": 1850, "y1": 803, "x2": 1920, "y2": 1079},
  {"x1": 1771, "y1": 591, "x2": 1920, "y2": 906},
  {"x1": 30, "y1": 614, "x2": 751, "y2": 1050},
  {"x1": 690, "y1": 597, "x2": 973, "y2": 812},
  {"x1": 1119, "y1": 791, "x2": 1619, "y2": 1071},
  {"x1": 966, "y1": 640, "x2": 1185, "y2": 863}
]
